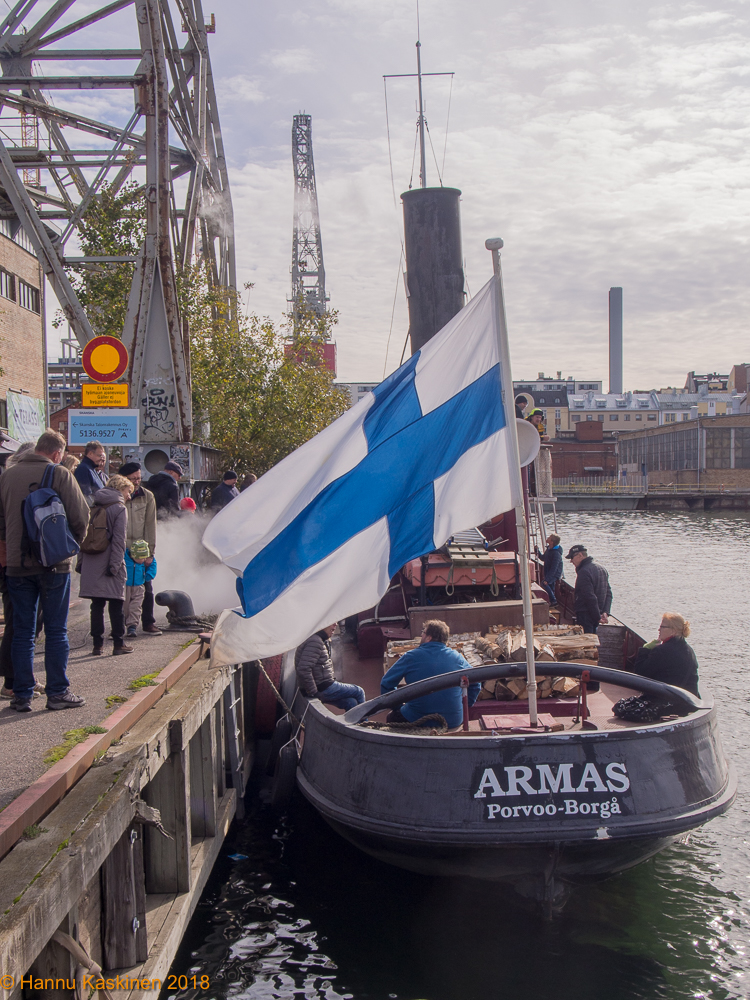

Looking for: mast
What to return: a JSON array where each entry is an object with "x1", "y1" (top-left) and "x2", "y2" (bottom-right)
[
  {"x1": 486, "y1": 237, "x2": 539, "y2": 727},
  {"x1": 384, "y1": 45, "x2": 463, "y2": 354},
  {"x1": 416, "y1": 40, "x2": 427, "y2": 189}
]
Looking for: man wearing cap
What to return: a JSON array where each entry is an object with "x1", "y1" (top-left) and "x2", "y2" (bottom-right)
[
  {"x1": 526, "y1": 409, "x2": 549, "y2": 442},
  {"x1": 146, "y1": 461, "x2": 182, "y2": 519},
  {"x1": 565, "y1": 544, "x2": 612, "y2": 636},
  {"x1": 210, "y1": 471, "x2": 239, "y2": 512},
  {"x1": 119, "y1": 461, "x2": 162, "y2": 636}
]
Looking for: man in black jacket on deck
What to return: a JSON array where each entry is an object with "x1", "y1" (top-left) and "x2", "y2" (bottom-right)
[{"x1": 565, "y1": 544, "x2": 612, "y2": 636}]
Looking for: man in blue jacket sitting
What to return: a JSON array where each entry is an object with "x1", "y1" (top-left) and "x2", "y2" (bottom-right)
[{"x1": 380, "y1": 619, "x2": 481, "y2": 729}]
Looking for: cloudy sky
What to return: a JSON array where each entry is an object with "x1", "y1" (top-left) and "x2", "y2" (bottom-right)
[{"x1": 43, "y1": 0, "x2": 750, "y2": 390}]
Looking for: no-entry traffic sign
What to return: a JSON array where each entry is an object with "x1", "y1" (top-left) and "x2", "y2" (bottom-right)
[{"x1": 82, "y1": 336, "x2": 129, "y2": 383}]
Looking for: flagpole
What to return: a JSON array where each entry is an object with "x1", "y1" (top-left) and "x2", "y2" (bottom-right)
[{"x1": 485, "y1": 238, "x2": 539, "y2": 727}]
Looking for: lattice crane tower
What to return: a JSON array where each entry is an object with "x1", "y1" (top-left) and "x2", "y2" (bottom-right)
[
  {"x1": 0, "y1": 0, "x2": 235, "y2": 484},
  {"x1": 290, "y1": 113, "x2": 328, "y2": 329}
]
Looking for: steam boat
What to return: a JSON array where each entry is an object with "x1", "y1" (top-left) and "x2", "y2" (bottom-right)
[{"x1": 254, "y1": 44, "x2": 735, "y2": 911}]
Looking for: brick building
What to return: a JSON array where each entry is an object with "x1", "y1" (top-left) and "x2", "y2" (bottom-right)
[
  {"x1": 550, "y1": 421, "x2": 617, "y2": 479},
  {"x1": 0, "y1": 217, "x2": 45, "y2": 437},
  {"x1": 617, "y1": 413, "x2": 750, "y2": 488}
]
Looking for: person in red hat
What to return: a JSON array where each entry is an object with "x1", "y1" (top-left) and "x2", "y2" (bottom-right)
[{"x1": 180, "y1": 497, "x2": 197, "y2": 514}]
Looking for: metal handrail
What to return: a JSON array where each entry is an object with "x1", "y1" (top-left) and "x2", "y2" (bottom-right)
[{"x1": 343, "y1": 662, "x2": 707, "y2": 724}]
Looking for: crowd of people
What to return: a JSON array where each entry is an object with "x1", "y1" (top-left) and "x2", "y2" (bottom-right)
[
  {"x1": 0, "y1": 427, "x2": 699, "y2": 725},
  {"x1": 0, "y1": 428, "x2": 253, "y2": 714}
]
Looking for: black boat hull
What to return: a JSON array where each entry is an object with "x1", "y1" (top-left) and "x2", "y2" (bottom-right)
[{"x1": 296, "y1": 696, "x2": 736, "y2": 896}]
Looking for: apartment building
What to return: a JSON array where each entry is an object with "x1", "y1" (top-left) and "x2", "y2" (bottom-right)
[{"x1": 0, "y1": 218, "x2": 45, "y2": 442}]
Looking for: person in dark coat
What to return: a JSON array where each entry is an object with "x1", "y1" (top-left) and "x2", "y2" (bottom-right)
[
  {"x1": 536, "y1": 532, "x2": 563, "y2": 605},
  {"x1": 566, "y1": 544, "x2": 612, "y2": 635},
  {"x1": 78, "y1": 476, "x2": 133, "y2": 655},
  {"x1": 210, "y1": 470, "x2": 240, "y2": 511},
  {"x1": 295, "y1": 624, "x2": 365, "y2": 711},
  {"x1": 614, "y1": 612, "x2": 699, "y2": 721},
  {"x1": 146, "y1": 461, "x2": 182, "y2": 518},
  {"x1": 632, "y1": 613, "x2": 699, "y2": 695},
  {"x1": 74, "y1": 440, "x2": 107, "y2": 504}
]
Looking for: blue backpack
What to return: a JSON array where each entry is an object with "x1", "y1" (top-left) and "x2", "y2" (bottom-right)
[{"x1": 22, "y1": 464, "x2": 80, "y2": 568}]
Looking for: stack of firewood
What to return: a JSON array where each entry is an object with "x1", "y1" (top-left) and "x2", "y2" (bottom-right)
[{"x1": 383, "y1": 623, "x2": 598, "y2": 701}]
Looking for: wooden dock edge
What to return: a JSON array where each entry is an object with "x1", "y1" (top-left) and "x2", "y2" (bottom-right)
[
  {"x1": 0, "y1": 655, "x2": 257, "y2": 1000},
  {"x1": 0, "y1": 640, "x2": 203, "y2": 862}
]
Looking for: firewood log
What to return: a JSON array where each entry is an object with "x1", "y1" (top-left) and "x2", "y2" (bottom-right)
[{"x1": 494, "y1": 680, "x2": 516, "y2": 701}]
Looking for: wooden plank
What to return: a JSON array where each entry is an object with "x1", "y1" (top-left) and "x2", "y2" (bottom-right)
[
  {"x1": 213, "y1": 702, "x2": 225, "y2": 799},
  {"x1": 188, "y1": 716, "x2": 216, "y2": 839},
  {"x1": 101, "y1": 825, "x2": 148, "y2": 970},
  {"x1": 122, "y1": 790, "x2": 235, "y2": 1000},
  {"x1": 0, "y1": 756, "x2": 141, "y2": 996},
  {"x1": 28, "y1": 912, "x2": 76, "y2": 1000},
  {"x1": 0, "y1": 642, "x2": 201, "y2": 862},
  {"x1": 168, "y1": 663, "x2": 232, "y2": 751},
  {"x1": 144, "y1": 748, "x2": 191, "y2": 894}
]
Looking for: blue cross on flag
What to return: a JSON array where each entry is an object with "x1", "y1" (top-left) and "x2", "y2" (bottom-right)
[{"x1": 204, "y1": 276, "x2": 527, "y2": 665}]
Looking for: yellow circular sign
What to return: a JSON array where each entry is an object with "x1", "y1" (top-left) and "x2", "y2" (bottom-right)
[{"x1": 89, "y1": 343, "x2": 121, "y2": 375}]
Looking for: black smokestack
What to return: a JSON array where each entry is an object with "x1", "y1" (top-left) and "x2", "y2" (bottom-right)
[{"x1": 401, "y1": 187, "x2": 465, "y2": 355}]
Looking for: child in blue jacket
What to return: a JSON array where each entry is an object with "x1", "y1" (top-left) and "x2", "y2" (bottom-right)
[{"x1": 124, "y1": 543, "x2": 157, "y2": 638}]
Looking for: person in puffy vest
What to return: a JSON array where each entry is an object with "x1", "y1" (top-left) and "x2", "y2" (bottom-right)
[
  {"x1": 294, "y1": 624, "x2": 365, "y2": 711},
  {"x1": 0, "y1": 430, "x2": 89, "y2": 712},
  {"x1": 78, "y1": 475, "x2": 133, "y2": 656}
]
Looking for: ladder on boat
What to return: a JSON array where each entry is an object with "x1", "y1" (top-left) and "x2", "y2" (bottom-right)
[
  {"x1": 529, "y1": 447, "x2": 558, "y2": 556},
  {"x1": 223, "y1": 666, "x2": 245, "y2": 820}
]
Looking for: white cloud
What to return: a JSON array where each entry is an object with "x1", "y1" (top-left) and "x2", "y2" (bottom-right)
[
  {"x1": 39, "y1": 0, "x2": 750, "y2": 390},
  {"x1": 266, "y1": 48, "x2": 316, "y2": 74},
  {"x1": 216, "y1": 75, "x2": 266, "y2": 105}
]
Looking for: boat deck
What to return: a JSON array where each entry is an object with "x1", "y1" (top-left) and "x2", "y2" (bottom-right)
[{"x1": 332, "y1": 632, "x2": 646, "y2": 735}]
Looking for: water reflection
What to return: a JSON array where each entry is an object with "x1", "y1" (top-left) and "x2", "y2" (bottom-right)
[{"x1": 167, "y1": 511, "x2": 749, "y2": 1000}]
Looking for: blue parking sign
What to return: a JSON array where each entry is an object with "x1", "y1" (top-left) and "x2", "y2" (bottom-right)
[{"x1": 68, "y1": 408, "x2": 140, "y2": 445}]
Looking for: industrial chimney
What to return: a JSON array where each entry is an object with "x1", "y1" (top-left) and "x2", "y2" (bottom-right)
[{"x1": 609, "y1": 287, "x2": 623, "y2": 394}]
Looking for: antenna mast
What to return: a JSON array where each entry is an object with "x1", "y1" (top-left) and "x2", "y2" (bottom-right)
[
  {"x1": 416, "y1": 40, "x2": 427, "y2": 188},
  {"x1": 290, "y1": 113, "x2": 328, "y2": 330}
]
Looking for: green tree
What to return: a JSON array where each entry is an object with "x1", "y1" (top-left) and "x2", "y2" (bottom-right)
[
  {"x1": 54, "y1": 181, "x2": 145, "y2": 338},
  {"x1": 184, "y1": 262, "x2": 349, "y2": 475},
  {"x1": 58, "y1": 190, "x2": 349, "y2": 472}
]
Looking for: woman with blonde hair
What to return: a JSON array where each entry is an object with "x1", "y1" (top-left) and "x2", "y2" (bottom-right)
[
  {"x1": 61, "y1": 453, "x2": 79, "y2": 472},
  {"x1": 614, "y1": 612, "x2": 699, "y2": 721}
]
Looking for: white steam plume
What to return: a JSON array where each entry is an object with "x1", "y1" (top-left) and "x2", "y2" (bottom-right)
[{"x1": 152, "y1": 514, "x2": 239, "y2": 614}]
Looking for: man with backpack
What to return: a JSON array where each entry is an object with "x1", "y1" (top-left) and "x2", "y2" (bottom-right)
[{"x1": 0, "y1": 430, "x2": 89, "y2": 712}]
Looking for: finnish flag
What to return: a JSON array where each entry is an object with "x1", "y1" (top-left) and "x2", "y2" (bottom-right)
[{"x1": 204, "y1": 276, "x2": 530, "y2": 666}]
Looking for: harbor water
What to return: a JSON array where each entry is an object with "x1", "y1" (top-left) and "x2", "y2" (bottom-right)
[{"x1": 167, "y1": 511, "x2": 749, "y2": 1000}]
